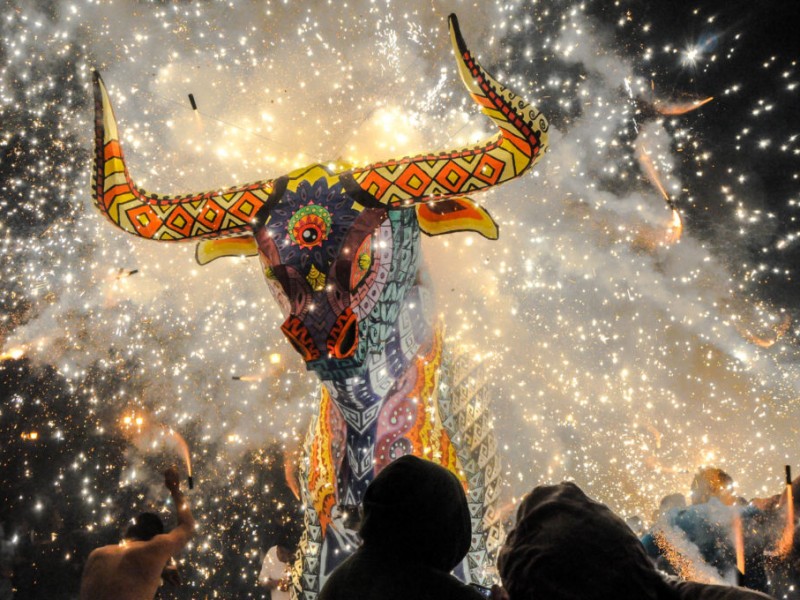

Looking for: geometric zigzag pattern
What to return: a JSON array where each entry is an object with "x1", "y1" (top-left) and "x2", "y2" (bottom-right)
[
  {"x1": 92, "y1": 14, "x2": 549, "y2": 242},
  {"x1": 92, "y1": 72, "x2": 270, "y2": 242},
  {"x1": 291, "y1": 328, "x2": 504, "y2": 599},
  {"x1": 292, "y1": 413, "x2": 326, "y2": 600},
  {"x1": 438, "y1": 338, "x2": 505, "y2": 586},
  {"x1": 350, "y1": 14, "x2": 548, "y2": 207}
]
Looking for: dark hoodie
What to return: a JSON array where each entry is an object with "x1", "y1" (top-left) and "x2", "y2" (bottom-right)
[
  {"x1": 498, "y1": 482, "x2": 773, "y2": 600},
  {"x1": 318, "y1": 455, "x2": 483, "y2": 600}
]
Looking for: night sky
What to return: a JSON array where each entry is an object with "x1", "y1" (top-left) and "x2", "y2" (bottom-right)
[{"x1": 1, "y1": 0, "x2": 798, "y2": 597}]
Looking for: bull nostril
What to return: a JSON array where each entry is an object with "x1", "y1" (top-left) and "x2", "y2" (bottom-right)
[
  {"x1": 338, "y1": 319, "x2": 357, "y2": 356},
  {"x1": 328, "y1": 308, "x2": 358, "y2": 359}
]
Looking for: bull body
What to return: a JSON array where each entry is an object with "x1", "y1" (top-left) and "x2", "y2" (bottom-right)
[{"x1": 90, "y1": 15, "x2": 548, "y2": 597}]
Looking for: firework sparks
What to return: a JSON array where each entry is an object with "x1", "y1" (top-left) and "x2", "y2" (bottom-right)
[
  {"x1": 653, "y1": 528, "x2": 725, "y2": 585},
  {"x1": 1, "y1": 0, "x2": 799, "y2": 594},
  {"x1": 120, "y1": 411, "x2": 193, "y2": 486}
]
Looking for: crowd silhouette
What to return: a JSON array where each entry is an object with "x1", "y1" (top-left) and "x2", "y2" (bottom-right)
[{"x1": 2, "y1": 460, "x2": 797, "y2": 599}]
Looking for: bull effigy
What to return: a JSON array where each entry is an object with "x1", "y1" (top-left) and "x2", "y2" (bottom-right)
[{"x1": 91, "y1": 14, "x2": 548, "y2": 598}]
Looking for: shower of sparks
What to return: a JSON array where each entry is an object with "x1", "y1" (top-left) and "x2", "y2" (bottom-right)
[
  {"x1": 1, "y1": 0, "x2": 799, "y2": 595},
  {"x1": 120, "y1": 411, "x2": 192, "y2": 477},
  {"x1": 653, "y1": 527, "x2": 725, "y2": 585}
]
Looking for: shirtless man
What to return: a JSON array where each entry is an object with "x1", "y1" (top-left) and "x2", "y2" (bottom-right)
[{"x1": 79, "y1": 467, "x2": 196, "y2": 600}]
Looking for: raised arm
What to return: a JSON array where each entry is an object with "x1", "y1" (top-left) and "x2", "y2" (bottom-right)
[
  {"x1": 127, "y1": 467, "x2": 196, "y2": 573},
  {"x1": 160, "y1": 466, "x2": 196, "y2": 552}
]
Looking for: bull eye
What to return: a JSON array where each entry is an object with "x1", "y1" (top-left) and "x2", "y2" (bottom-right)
[
  {"x1": 302, "y1": 228, "x2": 318, "y2": 243},
  {"x1": 349, "y1": 233, "x2": 373, "y2": 290},
  {"x1": 288, "y1": 204, "x2": 332, "y2": 250}
]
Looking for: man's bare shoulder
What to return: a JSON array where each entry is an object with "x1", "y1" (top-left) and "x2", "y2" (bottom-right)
[
  {"x1": 81, "y1": 541, "x2": 163, "y2": 600},
  {"x1": 89, "y1": 543, "x2": 124, "y2": 557},
  {"x1": 122, "y1": 532, "x2": 188, "y2": 570},
  {"x1": 85, "y1": 543, "x2": 125, "y2": 566}
]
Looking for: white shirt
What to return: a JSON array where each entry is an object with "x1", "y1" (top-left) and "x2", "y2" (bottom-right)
[{"x1": 259, "y1": 546, "x2": 290, "y2": 600}]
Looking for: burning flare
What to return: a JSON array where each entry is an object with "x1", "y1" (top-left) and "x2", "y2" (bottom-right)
[
  {"x1": 775, "y1": 466, "x2": 795, "y2": 557},
  {"x1": 636, "y1": 144, "x2": 683, "y2": 244},
  {"x1": 654, "y1": 96, "x2": 714, "y2": 116},
  {"x1": 119, "y1": 411, "x2": 193, "y2": 487},
  {"x1": 731, "y1": 511, "x2": 746, "y2": 576}
]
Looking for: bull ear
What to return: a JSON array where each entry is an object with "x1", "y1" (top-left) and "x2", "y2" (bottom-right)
[
  {"x1": 415, "y1": 197, "x2": 499, "y2": 240},
  {"x1": 346, "y1": 14, "x2": 548, "y2": 207},
  {"x1": 195, "y1": 236, "x2": 259, "y2": 265},
  {"x1": 92, "y1": 71, "x2": 272, "y2": 242}
]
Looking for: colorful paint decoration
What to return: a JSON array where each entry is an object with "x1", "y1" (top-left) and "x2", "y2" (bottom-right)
[{"x1": 91, "y1": 14, "x2": 548, "y2": 598}]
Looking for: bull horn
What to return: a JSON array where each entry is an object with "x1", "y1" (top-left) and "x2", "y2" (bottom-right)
[
  {"x1": 348, "y1": 14, "x2": 549, "y2": 206},
  {"x1": 91, "y1": 71, "x2": 272, "y2": 241}
]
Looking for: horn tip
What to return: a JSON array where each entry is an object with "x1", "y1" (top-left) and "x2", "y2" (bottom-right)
[{"x1": 448, "y1": 13, "x2": 467, "y2": 55}]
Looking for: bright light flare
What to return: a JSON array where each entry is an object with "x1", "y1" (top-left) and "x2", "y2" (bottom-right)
[
  {"x1": 666, "y1": 209, "x2": 683, "y2": 244},
  {"x1": 119, "y1": 411, "x2": 193, "y2": 482},
  {"x1": 0, "y1": 347, "x2": 25, "y2": 361},
  {"x1": 654, "y1": 96, "x2": 714, "y2": 115},
  {"x1": 120, "y1": 412, "x2": 146, "y2": 433}
]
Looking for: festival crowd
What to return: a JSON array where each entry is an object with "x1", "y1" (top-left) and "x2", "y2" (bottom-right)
[{"x1": 1, "y1": 459, "x2": 797, "y2": 599}]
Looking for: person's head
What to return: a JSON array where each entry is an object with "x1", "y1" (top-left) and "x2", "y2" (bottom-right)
[
  {"x1": 358, "y1": 455, "x2": 471, "y2": 572},
  {"x1": 660, "y1": 492, "x2": 686, "y2": 512},
  {"x1": 651, "y1": 492, "x2": 687, "y2": 523},
  {"x1": 690, "y1": 467, "x2": 735, "y2": 506},
  {"x1": 498, "y1": 482, "x2": 669, "y2": 600},
  {"x1": 124, "y1": 512, "x2": 164, "y2": 542},
  {"x1": 275, "y1": 544, "x2": 294, "y2": 564}
]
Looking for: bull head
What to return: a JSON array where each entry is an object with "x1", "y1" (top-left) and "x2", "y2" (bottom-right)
[{"x1": 91, "y1": 15, "x2": 548, "y2": 379}]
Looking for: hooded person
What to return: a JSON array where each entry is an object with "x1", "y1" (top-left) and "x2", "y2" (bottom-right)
[
  {"x1": 497, "y1": 482, "x2": 773, "y2": 600},
  {"x1": 318, "y1": 455, "x2": 485, "y2": 600}
]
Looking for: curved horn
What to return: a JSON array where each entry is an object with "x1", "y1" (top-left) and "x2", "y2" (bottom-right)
[
  {"x1": 91, "y1": 71, "x2": 272, "y2": 241},
  {"x1": 348, "y1": 14, "x2": 549, "y2": 207}
]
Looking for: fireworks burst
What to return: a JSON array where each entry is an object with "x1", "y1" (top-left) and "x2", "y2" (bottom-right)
[{"x1": 1, "y1": 0, "x2": 799, "y2": 596}]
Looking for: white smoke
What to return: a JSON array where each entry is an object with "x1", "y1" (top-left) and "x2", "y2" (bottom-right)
[{"x1": 4, "y1": 0, "x2": 798, "y2": 518}]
